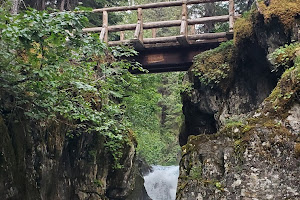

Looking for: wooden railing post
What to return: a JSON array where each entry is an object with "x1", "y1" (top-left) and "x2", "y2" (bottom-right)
[
  {"x1": 229, "y1": 0, "x2": 234, "y2": 32},
  {"x1": 177, "y1": 0, "x2": 189, "y2": 45},
  {"x1": 180, "y1": 0, "x2": 188, "y2": 36},
  {"x1": 138, "y1": 8, "x2": 143, "y2": 41},
  {"x1": 134, "y1": 8, "x2": 143, "y2": 40},
  {"x1": 120, "y1": 31, "x2": 125, "y2": 41},
  {"x1": 190, "y1": 24, "x2": 196, "y2": 35},
  {"x1": 152, "y1": 28, "x2": 157, "y2": 38},
  {"x1": 100, "y1": 10, "x2": 108, "y2": 42},
  {"x1": 133, "y1": 7, "x2": 144, "y2": 50}
]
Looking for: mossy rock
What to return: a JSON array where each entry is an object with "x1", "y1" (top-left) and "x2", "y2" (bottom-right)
[
  {"x1": 258, "y1": 0, "x2": 300, "y2": 31},
  {"x1": 295, "y1": 143, "x2": 300, "y2": 157},
  {"x1": 262, "y1": 63, "x2": 300, "y2": 119},
  {"x1": 191, "y1": 41, "x2": 235, "y2": 91},
  {"x1": 234, "y1": 14, "x2": 254, "y2": 46}
]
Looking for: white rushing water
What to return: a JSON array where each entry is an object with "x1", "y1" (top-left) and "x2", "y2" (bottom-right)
[{"x1": 144, "y1": 165, "x2": 179, "y2": 200}]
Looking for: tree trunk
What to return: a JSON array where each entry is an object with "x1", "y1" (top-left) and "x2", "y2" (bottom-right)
[
  {"x1": 10, "y1": 0, "x2": 20, "y2": 14},
  {"x1": 60, "y1": 0, "x2": 65, "y2": 11},
  {"x1": 66, "y1": 0, "x2": 71, "y2": 10},
  {"x1": 41, "y1": 0, "x2": 46, "y2": 10}
]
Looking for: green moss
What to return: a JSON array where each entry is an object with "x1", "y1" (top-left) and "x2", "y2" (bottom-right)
[
  {"x1": 258, "y1": 0, "x2": 300, "y2": 30},
  {"x1": 126, "y1": 129, "x2": 137, "y2": 147},
  {"x1": 191, "y1": 41, "x2": 235, "y2": 91},
  {"x1": 176, "y1": 181, "x2": 188, "y2": 197},
  {"x1": 262, "y1": 44, "x2": 300, "y2": 120},
  {"x1": 269, "y1": 42, "x2": 300, "y2": 72},
  {"x1": 94, "y1": 179, "x2": 104, "y2": 187},
  {"x1": 225, "y1": 119, "x2": 244, "y2": 127},
  {"x1": 234, "y1": 0, "x2": 300, "y2": 46},
  {"x1": 190, "y1": 165, "x2": 202, "y2": 179},
  {"x1": 214, "y1": 181, "x2": 225, "y2": 192},
  {"x1": 294, "y1": 143, "x2": 300, "y2": 157},
  {"x1": 263, "y1": 63, "x2": 300, "y2": 118},
  {"x1": 234, "y1": 16, "x2": 254, "y2": 46}
]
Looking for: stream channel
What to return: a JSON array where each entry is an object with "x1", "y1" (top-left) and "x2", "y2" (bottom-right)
[{"x1": 144, "y1": 165, "x2": 179, "y2": 200}]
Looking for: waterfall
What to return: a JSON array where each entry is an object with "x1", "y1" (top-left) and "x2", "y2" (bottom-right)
[{"x1": 144, "y1": 165, "x2": 179, "y2": 200}]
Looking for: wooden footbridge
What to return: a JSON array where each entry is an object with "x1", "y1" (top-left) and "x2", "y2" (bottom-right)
[{"x1": 83, "y1": 0, "x2": 237, "y2": 73}]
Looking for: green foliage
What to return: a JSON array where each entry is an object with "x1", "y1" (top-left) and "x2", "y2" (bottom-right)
[
  {"x1": 268, "y1": 42, "x2": 300, "y2": 72},
  {"x1": 0, "y1": 2, "x2": 184, "y2": 168},
  {"x1": 190, "y1": 165, "x2": 202, "y2": 179},
  {"x1": 191, "y1": 40, "x2": 234, "y2": 89},
  {"x1": 214, "y1": 181, "x2": 224, "y2": 191},
  {"x1": 0, "y1": 8, "x2": 139, "y2": 168},
  {"x1": 94, "y1": 179, "x2": 104, "y2": 187},
  {"x1": 179, "y1": 80, "x2": 194, "y2": 97},
  {"x1": 123, "y1": 72, "x2": 182, "y2": 165}
]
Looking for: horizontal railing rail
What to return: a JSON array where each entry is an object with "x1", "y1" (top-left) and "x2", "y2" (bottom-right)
[{"x1": 92, "y1": 0, "x2": 229, "y2": 12}]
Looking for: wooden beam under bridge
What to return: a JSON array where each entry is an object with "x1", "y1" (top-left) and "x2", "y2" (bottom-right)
[{"x1": 130, "y1": 37, "x2": 229, "y2": 74}]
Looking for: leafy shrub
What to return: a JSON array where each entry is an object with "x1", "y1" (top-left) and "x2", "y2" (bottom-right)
[
  {"x1": 191, "y1": 40, "x2": 235, "y2": 90},
  {"x1": 268, "y1": 42, "x2": 300, "y2": 72},
  {"x1": 0, "y1": 8, "x2": 139, "y2": 167}
]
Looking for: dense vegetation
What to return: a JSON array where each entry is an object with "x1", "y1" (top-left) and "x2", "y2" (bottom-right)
[
  {"x1": 0, "y1": 0, "x2": 185, "y2": 166},
  {"x1": 0, "y1": 7, "x2": 145, "y2": 167},
  {"x1": 124, "y1": 73, "x2": 183, "y2": 165}
]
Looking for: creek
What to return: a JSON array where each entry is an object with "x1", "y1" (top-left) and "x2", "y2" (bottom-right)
[{"x1": 144, "y1": 165, "x2": 179, "y2": 200}]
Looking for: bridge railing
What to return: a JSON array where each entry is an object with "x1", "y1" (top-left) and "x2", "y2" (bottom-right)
[{"x1": 83, "y1": 0, "x2": 236, "y2": 49}]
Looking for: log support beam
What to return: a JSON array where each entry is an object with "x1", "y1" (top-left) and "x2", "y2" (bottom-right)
[
  {"x1": 177, "y1": 35, "x2": 189, "y2": 46},
  {"x1": 132, "y1": 42, "x2": 221, "y2": 73}
]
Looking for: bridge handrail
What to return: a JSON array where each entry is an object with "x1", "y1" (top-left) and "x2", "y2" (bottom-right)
[
  {"x1": 92, "y1": 0, "x2": 228, "y2": 12},
  {"x1": 82, "y1": 15, "x2": 230, "y2": 32},
  {"x1": 83, "y1": 0, "x2": 235, "y2": 48}
]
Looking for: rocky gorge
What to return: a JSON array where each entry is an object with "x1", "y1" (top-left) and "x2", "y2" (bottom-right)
[{"x1": 0, "y1": 0, "x2": 299, "y2": 199}]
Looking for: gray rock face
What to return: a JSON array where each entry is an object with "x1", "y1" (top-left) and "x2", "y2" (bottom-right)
[
  {"x1": 177, "y1": 119, "x2": 300, "y2": 199},
  {"x1": 177, "y1": 66, "x2": 300, "y2": 199},
  {"x1": 180, "y1": 41, "x2": 278, "y2": 146},
  {"x1": 177, "y1": 8, "x2": 300, "y2": 200},
  {"x1": 0, "y1": 117, "x2": 150, "y2": 200}
]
